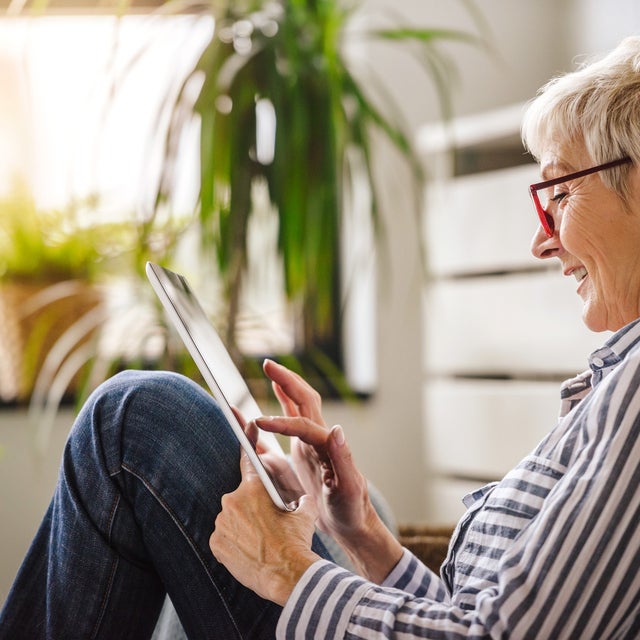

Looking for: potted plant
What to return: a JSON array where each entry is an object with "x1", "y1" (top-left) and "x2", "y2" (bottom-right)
[
  {"x1": 0, "y1": 182, "x2": 129, "y2": 403},
  {"x1": 128, "y1": 0, "x2": 483, "y2": 390}
]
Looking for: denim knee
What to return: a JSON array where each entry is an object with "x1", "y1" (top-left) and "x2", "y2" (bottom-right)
[
  {"x1": 89, "y1": 369, "x2": 203, "y2": 410},
  {"x1": 68, "y1": 369, "x2": 232, "y2": 480}
]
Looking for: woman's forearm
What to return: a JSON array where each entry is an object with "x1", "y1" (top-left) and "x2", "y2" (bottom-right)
[{"x1": 335, "y1": 509, "x2": 405, "y2": 584}]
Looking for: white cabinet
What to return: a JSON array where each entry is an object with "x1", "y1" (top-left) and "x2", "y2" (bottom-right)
[{"x1": 418, "y1": 106, "x2": 607, "y2": 523}]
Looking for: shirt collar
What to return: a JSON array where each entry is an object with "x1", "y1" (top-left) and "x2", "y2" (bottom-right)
[
  {"x1": 589, "y1": 317, "x2": 640, "y2": 385},
  {"x1": 560, "y1": 317, "x2": 640, "y2": 412}
]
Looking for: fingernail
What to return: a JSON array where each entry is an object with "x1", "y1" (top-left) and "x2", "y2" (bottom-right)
[{"x1": 332, "y1": 425, "x2": 345, "y2": 446}]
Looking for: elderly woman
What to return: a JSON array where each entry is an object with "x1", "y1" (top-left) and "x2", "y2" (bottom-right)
[{"x1": 3, "y1": 37, "x2": 640, "y2": 639}]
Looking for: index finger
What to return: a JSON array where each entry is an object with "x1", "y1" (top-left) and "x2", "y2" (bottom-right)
[
  {"x1": 263, "y1": 359, "x2": 324, "y2": 423},
  {"x1": 256, "y1": 416, "x2": 330, "y2": 449}
]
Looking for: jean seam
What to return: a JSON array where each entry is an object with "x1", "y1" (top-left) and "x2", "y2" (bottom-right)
[
  {"x1": 90, "y1": 556, "x2": 119, "y2": 640},
  {"x1": 90, "y1": 493, "x2": 120, "y2": 640},
  {"x1": 105, "y1": 493, "x2": 121, "y2": 542},
  {"x1": 120, "y1": 462, "x2": 242, "y2": 638}
]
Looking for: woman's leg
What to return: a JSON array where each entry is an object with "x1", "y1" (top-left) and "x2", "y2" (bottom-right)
[{"x1": 0, "y1": 370, "x2": 325, "y2": 639}]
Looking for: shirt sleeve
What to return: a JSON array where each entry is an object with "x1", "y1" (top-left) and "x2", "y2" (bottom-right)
[
  {"x1": 276, "y1": 548, "x2": 450, "y2": 639},
  {"x1": 379, "y1": 547, "x2": 447, "y2": 598}
]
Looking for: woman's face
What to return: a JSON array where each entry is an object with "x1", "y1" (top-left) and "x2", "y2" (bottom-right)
[{"x1": 530, "y1": 140, "x2": 640, "y2": 332}]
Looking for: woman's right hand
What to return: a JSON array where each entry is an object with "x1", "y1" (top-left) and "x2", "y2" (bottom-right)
[{"x1": 255, "y1": 360, "x2": 403, "y2": 582}]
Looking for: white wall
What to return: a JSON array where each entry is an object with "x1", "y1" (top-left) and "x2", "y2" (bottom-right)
[
  {"x1": 357, "y1": 0, "x2": 569, "y2": 129},
  {"x1": 0, "y1": 411, "x2": 71, "y2": 605},
  {"x1": 361, "y1": 0, "x2": 640, "y2": 127},
  {"x1": 567, "y1": 0, "x2": 640, "y2": 55}
]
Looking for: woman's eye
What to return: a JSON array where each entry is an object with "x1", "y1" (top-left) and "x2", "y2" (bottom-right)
[{"x1": 551, "y1": 191, "x2": 568, "y2": 203}]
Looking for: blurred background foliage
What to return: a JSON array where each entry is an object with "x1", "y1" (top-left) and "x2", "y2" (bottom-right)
[
  {"x1": 1, "y1": 0, "x2": 484, "y2": 433},
  {"x1": 131, "y1": 0, "x2": 484, "y2": 372}
]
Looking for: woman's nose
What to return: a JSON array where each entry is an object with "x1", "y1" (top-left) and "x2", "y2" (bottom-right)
[{"x1": 530, "y1": 224, "x2": 563, "y2": 260}]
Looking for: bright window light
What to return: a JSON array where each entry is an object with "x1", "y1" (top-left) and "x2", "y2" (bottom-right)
[
  {"x1": 0, "y1": 14, "x2": 375, "y2": 390},
  {"x1": 0, "y1": 14, "x2": 209, "y2": 214}
]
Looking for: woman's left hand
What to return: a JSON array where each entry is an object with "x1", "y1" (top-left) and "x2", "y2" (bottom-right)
[{"x1": 209, "y1": 448, "x2": 320, "y2": 606}]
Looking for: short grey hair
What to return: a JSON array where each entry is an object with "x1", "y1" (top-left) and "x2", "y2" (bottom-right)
[{"x1": 522, "y1": 36, "x2": 640, "y2": 201}]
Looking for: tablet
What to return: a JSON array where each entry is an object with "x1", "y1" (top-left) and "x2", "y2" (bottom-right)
[{"x1": 146, "y1": 261, "x2": 299, "y2": 511}]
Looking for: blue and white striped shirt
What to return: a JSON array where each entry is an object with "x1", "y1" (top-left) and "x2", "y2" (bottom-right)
[{"x1": 277, "y1": 318, "x2": 640, "y2": 638}]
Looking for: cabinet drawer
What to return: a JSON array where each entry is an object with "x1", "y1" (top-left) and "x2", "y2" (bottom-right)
[
  {"x1": 425, "y1": 164, "x2": 541, "y2": 276},
  {"x1": 423, "y1": 271, "x2": 607, "y2": 376},
  {"x1": 423, "y1": 378, "x2": 559, "y2": 481}
]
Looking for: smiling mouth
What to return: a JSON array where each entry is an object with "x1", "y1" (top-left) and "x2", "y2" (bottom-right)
[{"x1": 573, "y1": 267, "x2": 588, "y2": 283}]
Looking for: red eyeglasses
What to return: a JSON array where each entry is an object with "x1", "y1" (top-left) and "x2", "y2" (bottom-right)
[{"x1": 529, "y1": 157, "x2": 632, "y2": 237}]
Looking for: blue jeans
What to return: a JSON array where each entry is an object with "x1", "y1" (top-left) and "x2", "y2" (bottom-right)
[{"x1": 0, "y1": 370, "x2": 332, "y2": 639}]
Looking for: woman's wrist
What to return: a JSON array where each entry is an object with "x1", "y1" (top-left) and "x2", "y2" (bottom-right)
[
  {"x1": 268, "y1": 548, "x2": 321, "y2": 606},
  {"x1": 336, "y1": 510, "x2": 404, "y2": 584}
]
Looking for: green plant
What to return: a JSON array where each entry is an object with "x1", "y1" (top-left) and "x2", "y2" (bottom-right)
[
  {"x1": 0, "y1": 181, "x2": 188, "y2": 421},
  {"x1": 134, "y1": 0, "x2": 484, "y2": 374},
  {"x1": 0, "y1": 183, "x2": 128, "y2": 282}
]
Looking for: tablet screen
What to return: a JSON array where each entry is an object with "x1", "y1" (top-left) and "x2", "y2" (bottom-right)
[{"x1": 146, "y1": 262, "x2": 299, "y2": 510}]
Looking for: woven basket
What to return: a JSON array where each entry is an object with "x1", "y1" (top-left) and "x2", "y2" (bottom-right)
[
  {"x1": 0, "y1": 280, "x2": 102, "y2": 403},
  {"x1": 398, "y1": 524, "x2": 454, "y2": 573}
]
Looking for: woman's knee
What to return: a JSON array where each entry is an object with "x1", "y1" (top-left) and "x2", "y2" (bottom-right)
[
  {"x1": 70, "y1": 370, "x2": 233, "y2": 475},
  {"x1": 91, "y1": 369, "x2": 202, "y2": 406},
  {"x1": 85, "y1": 370, "x2": 222, "y2": 425}
]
